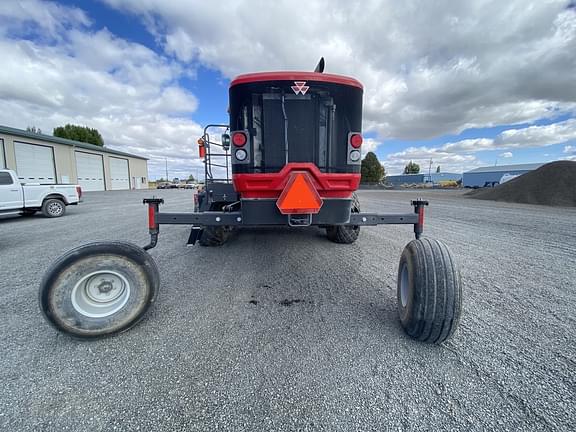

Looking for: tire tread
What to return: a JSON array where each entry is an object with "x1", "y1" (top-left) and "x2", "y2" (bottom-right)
[
  {"x1": 198, "y1": 226, "x2": 230, "y2": 246},
  {"x1": 326, "y1": 193, "x2": 361, "y2": 244},
  {"x1": 398, "y1": 238, "x2": 462, "y2": 344}
]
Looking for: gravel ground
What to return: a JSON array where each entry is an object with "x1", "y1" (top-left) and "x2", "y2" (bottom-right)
[{"x1": 0, "y1": 189, "x2": 575, "y2": 431}]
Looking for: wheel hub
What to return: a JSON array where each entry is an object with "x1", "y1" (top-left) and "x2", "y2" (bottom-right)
[{"x1": 71, "y1": 271, "x2": 131, "y2": 318}]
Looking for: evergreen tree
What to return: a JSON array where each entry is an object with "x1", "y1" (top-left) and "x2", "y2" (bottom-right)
[{"x1": 361, "y1": 152, "x2": 385, "y2": 183}]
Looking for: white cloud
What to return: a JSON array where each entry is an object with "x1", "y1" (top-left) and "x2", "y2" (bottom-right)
[
  {"x1": 563, "y1": 145, "x2": 575, "y2": 154},
  {"x1": 382, "y1": 118, "x2": 576, "y2": 173},
  {"x1": 496, "y1": 119, "x2": 576, "y2": 148},
  {"x1": 383, "y1": 145, "x2": 480, "y2": 175},
  {"x1": 0, "y1": 0, "x2": 90, "y2": 39},
  {"x1": 2, "y1": 0, "x2": 576, "y2": 180},
  {"x1": 105, "y1": 0, "x2": 576, "y2": 141},
  {"x1": 362, "y1": 138, "x2": 382, "y2": 156},
  {"x1": 0, "y1": 0, "x2": 204, "y2": 179}
]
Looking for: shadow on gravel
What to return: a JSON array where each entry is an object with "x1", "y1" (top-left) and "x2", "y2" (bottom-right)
[{"x1": 0, "y1": 211, "x2": 83, "y2": 225}]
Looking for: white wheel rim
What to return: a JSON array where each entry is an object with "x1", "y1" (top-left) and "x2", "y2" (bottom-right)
[
  {"x1": 48, "y1": 202, "x2": 63, "y2": 216},
  {"x1": 71, "y1": 270, "x2": 131, "y2": 318},
  {"x1": 400, "y1": 263, "x2": 409, "y2": 308}
]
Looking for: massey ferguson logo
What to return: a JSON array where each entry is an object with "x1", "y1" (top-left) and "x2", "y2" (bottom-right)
[{"x1": 291, "y1": 81, "x2": 309, "y2": 95}]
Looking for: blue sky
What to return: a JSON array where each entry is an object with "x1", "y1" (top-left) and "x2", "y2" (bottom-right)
[{"x1": 1, "y1": 0, "x2": 575, "y2": 178}]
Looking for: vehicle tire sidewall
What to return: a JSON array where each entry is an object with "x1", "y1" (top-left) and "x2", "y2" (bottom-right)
[{"x1": 40, "y1": 242, "x2": 159, "y2": 338}]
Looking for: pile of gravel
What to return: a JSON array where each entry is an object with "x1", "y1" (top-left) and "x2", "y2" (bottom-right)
[{"x1": 466, "y1": 161, "x2": 576, "y2": 207}]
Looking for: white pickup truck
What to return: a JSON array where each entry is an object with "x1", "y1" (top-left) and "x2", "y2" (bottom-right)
[{"x1": 0, "y1": 169, "x2": 81, "y2": 218}]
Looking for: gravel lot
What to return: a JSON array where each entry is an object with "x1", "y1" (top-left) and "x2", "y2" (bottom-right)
[{"x1": 1, "y1": 189, "x2": 575, "y2": 431}]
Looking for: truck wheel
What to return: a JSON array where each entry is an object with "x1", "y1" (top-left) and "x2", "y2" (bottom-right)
[
  {"x1": 326, "y1": 193, "x2": 361, "y2": 244},
  {"x1": 397, "y1": 238, "x2": 462, "y2": 344},
  {"x1": 42, "y1": 198, "x2": 66, "y2": 218},
  {"x1": 198, "y1": 225, "x2": 231, "y2": 246},
  {"x1": 39, "y1": 242, "x2": 160, "y2": 339}
]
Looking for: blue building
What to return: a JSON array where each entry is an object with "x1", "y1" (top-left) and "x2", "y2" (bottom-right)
[
  {"x1": 386, "y1": 172, "x2": 462, "y2": 186},
  {"x1": 462, "y1": 163, "x2": 544, "y2": 187}
]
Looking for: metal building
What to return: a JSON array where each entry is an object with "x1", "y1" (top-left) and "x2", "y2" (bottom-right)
[
  {"x1": 0, "y1": 125, "x2": 148, "y2": 191},
  {"x1": 462, "y1": 163, "x2": 543, "y2": 188},
  {"x1": 386, "y1": 172, "x2": 462, "y2": 186}
]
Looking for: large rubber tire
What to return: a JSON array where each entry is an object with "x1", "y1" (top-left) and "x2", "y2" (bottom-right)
[
  {"x1": 39, "y1": 242, "x2": 160, "y2": 339},
  {"x1": 198, "y1": 225, "x2": 231, "y2": 247},
  {"x1": 42, "y1": 198, "x2": 66, "y2": 218},
  {"x1": 397, "y1": 238, "x2": 462, "y2": 344},
  {"x1": 326, "y1": 193, "x2": 361, "y2": 244}
]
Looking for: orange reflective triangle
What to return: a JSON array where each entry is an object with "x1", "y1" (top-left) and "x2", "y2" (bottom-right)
[{"x1": 276, "y1": 172, "x2": 323, "y2": 214}]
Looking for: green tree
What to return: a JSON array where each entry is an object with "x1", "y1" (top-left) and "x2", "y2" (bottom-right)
[
  {"x1": 436, "y1": 165, "x2": 441, "y2": 173},
  {"x1": 53, "y1": 124, "x2": 104, "y2": 146},
  {"x1": 404, "y1": 161, "x2": 420, "y2": 174},
  {"x1": 26, "y1": 126, "x2": 42, "y2": 134},
  {"x1": 187, "y1": 174, "x2": 196, "y2": 181},
  {"x1": 361, "y1": 152, "x2": 385, "y2": 183}
]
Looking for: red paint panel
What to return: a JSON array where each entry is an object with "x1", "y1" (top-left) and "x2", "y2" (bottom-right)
[
  {"x1": 230, "y1": 72, "x2": 363, "y2": 90},
  {"x1": 418, "y1": 205, "x2": 425, "y2": 227},
  {"x1": 148, "y1": 206, "x2": 156, "y2": 230},
  {"x1": 233, "y1": 163, "x2": 360, "y2": 199}
]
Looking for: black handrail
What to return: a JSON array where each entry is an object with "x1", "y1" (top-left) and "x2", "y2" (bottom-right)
[{"x1": 202, "y1": 124, "x2": 230, "y2": 184}]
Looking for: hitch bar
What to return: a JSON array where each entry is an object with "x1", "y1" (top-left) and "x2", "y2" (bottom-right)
[
  {"x1": 142, "y1": 198, "x2": 164, "y2": 250},
  {"x1": 142, "y1": 198, "x2": 429, "y2": 249}
]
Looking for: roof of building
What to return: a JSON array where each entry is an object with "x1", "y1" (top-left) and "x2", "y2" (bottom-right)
[
  {"x1": 387, "y1": 173, "x2": 425, "y2": 178},
  {"x1": 0, "y1": 125, "x2": 148, "y2": 160},
  {"x1": 464, "y1": 163, "x2": 544, "y2": 174},
  {"x1": 387, "y1": 172, "x2": 461, "y2": 178}
]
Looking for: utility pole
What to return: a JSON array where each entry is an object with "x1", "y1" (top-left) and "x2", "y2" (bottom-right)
[
  {"x1": 165, "y1": 157, "x2": 168, "y2": 181},
  {"x1": 428, "y1": 158, "x2": 433, "y2": 182}
]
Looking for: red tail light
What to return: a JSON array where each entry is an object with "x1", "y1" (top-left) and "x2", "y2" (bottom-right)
[
  {"x1": 350, "y1": 133, "x2": 363, "y2": 148},
  {"x1": 232, "y1": 132, "x2": 247, "y2": 147},
  {"x1": 76, "y1": 186, "x2": 82, "y2": 199}
]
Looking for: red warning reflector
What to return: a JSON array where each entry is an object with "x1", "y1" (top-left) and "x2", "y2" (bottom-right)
[{"x1": 276, "y1": 172, "x2": 323, "y2": 215}]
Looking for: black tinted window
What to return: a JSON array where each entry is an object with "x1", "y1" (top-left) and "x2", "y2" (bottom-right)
[{"x1": 0, "y1": 172, "x2": 14, "y2": 185}]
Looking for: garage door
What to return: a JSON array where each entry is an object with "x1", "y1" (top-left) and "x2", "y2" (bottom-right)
[
  {"x1": 15, "y1": 141, "x2": 56, "y2": 184},
  {"x1": 110, "y1": 157, "x2": 130, "y2": 190},
  {"x1": 75, "y1": 152, "x2": 105, "y2": 191}
]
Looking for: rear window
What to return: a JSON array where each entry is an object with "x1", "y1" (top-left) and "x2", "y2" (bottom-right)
[{"x1": 0, "y1": 172, "x2": 14, "y2": 185}]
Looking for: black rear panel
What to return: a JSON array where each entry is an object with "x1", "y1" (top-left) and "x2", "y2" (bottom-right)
[{"x1": 230, "y1": 80, "x2": 362, "y2": 174}]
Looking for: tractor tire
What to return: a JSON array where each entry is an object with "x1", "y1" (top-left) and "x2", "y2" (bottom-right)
[
  {"x1": 39, "y1": 241, "x2": 160, "y2": 339},
  {"x1": 198, "y1": 225, "x2": 231, "y2": 247},
  {"x1": 42, "y1": 198, "x2": 66, "y2": 218},
  {"x1": 326, "y1": 193, "x2": 361, "y2": 244},
  {"x1": 397, "y1": 238, "x2": 462, "y2": 344}
]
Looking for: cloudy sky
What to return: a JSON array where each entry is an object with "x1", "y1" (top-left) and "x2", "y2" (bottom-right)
[{"x1": 1, "y1": 0, "x2": 575, "y2": 178}]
